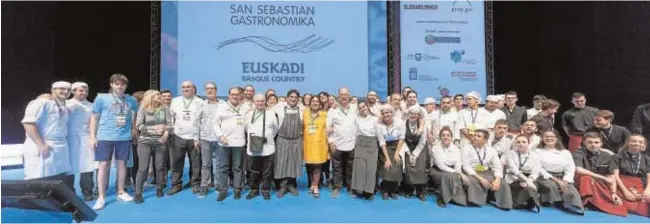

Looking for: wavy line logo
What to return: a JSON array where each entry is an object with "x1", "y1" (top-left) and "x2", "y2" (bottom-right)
[{"x1": 216, "y1": 34, "x2": 334, "y2": 53}]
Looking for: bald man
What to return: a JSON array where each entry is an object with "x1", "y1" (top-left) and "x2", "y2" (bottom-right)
[
  {"x1": 168, "y1": 81, "x2": 204, "y2": 196},
  {"x1": 327, "y1": 87, "x2": 358, "y2": 197}
]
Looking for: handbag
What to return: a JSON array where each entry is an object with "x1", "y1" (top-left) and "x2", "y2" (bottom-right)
[{"x1": 249, "y1": 110, "x2": 267, "y2": 153}]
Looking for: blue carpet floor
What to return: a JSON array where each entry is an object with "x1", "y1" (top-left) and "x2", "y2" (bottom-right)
[{"x1": 2, "y1": 166, "x2": 648, "y2": 223}]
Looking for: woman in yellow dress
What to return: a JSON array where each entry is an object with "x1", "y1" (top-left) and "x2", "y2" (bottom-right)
[{"x1": 303, "y1": 96, "x2": 329, "y2": 198}]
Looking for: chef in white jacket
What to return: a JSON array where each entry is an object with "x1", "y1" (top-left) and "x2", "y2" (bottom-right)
[
  {"x1": 22, "y1": 81, "x2": 72, "y2": 186},
  {"x1": 66, "y1": 82, "x2": 96, "y2": 201}
]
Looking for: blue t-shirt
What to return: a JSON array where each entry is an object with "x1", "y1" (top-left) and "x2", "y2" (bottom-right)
[{"x1": 92, "y1": 93, "x2": 139, "y2": 141}]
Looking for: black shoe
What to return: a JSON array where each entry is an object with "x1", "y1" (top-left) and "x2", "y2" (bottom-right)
[
  {"x1": 366, "y1": 193, "x2": 375, "y2": 201},
  {"x1": 217, "y1": 191, "x2": 228, "y2": 201},
  {"x1": 234, "y1": 190, "x2": 242, "y2": 200},
  {"x1": 436, "y1": 198, "x2": 446, "y2": 207},
  {"x1": 246, "y1": 190, "x2": 259, "y2": 200},
  {"x1": 288, "y1": 186, "x2": 299, "y2": 196},
  {"x1": 262, "y1": 191, "x2": 271, "y2": 200},
  {"x1": 166, "y1": 185, "x2": 182, "y2": 196},
  {"x1": 192, "y1": 185, "x2": 200, "y2": 194},
  {"x1": 134, "y1": 194, "x2": 144, "y2": 204},
  {"x1": 198, "y1": 188, "x2": 208, "y2": 198},
  {"x1": 389, "y1": 193, "x2": 398, "y2": 200},
  {"x1": 276, "y1": 188, "x2": 287, "y2": 198},
  {"x1": 182, "y1": 182, "x2": 192, "y2": 189},
  {"x1": 156, "y1": 189, "x2": 164, "y2": 198},
  {"x1": 83, "y1": 194, "x2": 94, "y2": 202},
  {"x1": 382, "y1": 193, "x2": 389, "y2": 200}
]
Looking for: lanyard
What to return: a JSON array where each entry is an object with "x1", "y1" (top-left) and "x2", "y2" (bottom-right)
[
  {"x1": 252, "y1": 110, "x2": 264, "y2": 123},
  {"x1": 112, "y1": 93, "x2": 126, "y2": 114},
  {"x1": 473, "y1": 145, "x2": 487, "y2": 165},
  {"x1": 626, "y1": 151, "x2": 642, "y2": 175},
  {"x1": 183, "y1": 97, "x2": 194, "y2": 110},
  {"x1": 228, "y1": 102, "x2": 241, "y2": 115},
  {"x1": 600, "y1": 126, "x2": 613, "y2": 141},
  {"x1": 54, "y1": 99, "x2": 66, "y2": 115},
  {"x1": 469, "y1": 108, "x2": 478, "y2": 125},
  {"x1": 339, "y1": 106, "x2": 349, "y2": 116},
  {"x1": 310, "y1": 110, "x2": 320, "y2": 125},
  {"x1": 518, "y1": 151, "x2": 530, "y2": 169}
]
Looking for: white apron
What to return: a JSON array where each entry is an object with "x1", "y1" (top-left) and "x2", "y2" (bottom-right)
[
  {"x1": 22, "y1": 98, "x2": 71, "y2": 179},
  {"x1": 66, "y1": 99, "x2": 96, "y2": 173},
  {"x1": 23, "y1": 138, "x2": 71, "y2": 179},
  {"x1": 67, "y1": 134, "x2": 96, "y2": 173}
]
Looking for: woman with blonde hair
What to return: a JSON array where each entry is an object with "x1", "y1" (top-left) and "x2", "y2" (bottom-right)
[{"x1": 133, "y1": 90, "x2": 173, "y2": 203}]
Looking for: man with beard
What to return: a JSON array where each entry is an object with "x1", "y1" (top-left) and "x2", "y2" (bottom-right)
[
  {"x1": 66, "y1": 82, "x2": 96, "y2": 201},
  {"x1": 215, "y1": 87, "x2": 251, "y2": 201},
  {"x1": 273, "y1": 89, "x2": 304, "y2": 198},
  {"x1": 435, "y1": 96, "x2": 461, "y2": 146},
  {"x1": 22, "y1": 81, "x2": 73, "y2": 188},
  {"x1": 366, "y1": 91, "x2": 382, "y2": 117}
]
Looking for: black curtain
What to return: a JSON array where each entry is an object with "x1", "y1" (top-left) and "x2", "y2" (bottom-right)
[
  {"x1": 493, "y1": 1, "x2": 650, "y2": 132},
  {"x1": 1, "y1": 2, "x2": 150, "y2": 144}
]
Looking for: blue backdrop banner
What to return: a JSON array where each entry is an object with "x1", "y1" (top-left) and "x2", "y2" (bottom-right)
[
  {"x1": 162, "y1": 1, "x2": 387, "y2": 97},
  {"x1": 400, "y1": 1, "x2": 487, "y2": 102}
]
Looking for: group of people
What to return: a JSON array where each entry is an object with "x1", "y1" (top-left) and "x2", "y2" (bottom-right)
[{"x1": 21, "y1": 73, "x2": 650, "y2": 218}]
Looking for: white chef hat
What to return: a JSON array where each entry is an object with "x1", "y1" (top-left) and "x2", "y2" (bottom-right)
[
  {"x1": 71, "y1": 82, "x2": 88, "y2": 91},
  {"x1": 465, "y1": 91, "x2": 481, "y2": 102},
  {"x1": 406, "y1": 105, "x2": 421, "y2": 114},
  {"x1": 51, "y1": 81, "x2": 71, "y2": 89},
  {"x1": 486, "y1": 95, "x2": 501, "y2": 102},
  {"x1": 423, "y1": 97, "x2": 436, "y2": 105},
  {"x1": 380, "y1": 104, "x2": 394, "y2": 113}
]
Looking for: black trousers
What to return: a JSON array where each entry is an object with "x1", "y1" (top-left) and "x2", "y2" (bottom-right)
[
  {"x1": 332, "y1": 150, "x2": 354, "y2": 189},
  {"x1": 249, "y1": 154, "x2": 274, "y2": 191},
  {"x1": 170, "y1": 135, "x2": 201, "y2": 188},
  {"x1": 307, "y1": 160, "x2": 330, "y2": 187}
]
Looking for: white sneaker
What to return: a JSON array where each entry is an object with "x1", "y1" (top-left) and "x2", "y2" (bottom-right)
[
  {"x1": 92, "y1": 198, "x2": 105, "y2": 210},
  {"x1": 117, "y1": 192, "x2": 134, "y2": 202}
]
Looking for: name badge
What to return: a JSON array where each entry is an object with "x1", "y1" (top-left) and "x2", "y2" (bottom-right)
[
  {"x1": 473, "y1": 165, "x2": 488, "y2": 172},
  {"x1": 236, "y1": 116, "x2": 244, "y2": 125},
  {"x1": 116, "y1": 114, "x2": 126, "y2": 127},
  {"x1": 308, "y1": 125, "x2": 316, "y2": 135},
  {"x1": 183, "y1": 110, "x2": 192, "y2": 121}
]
